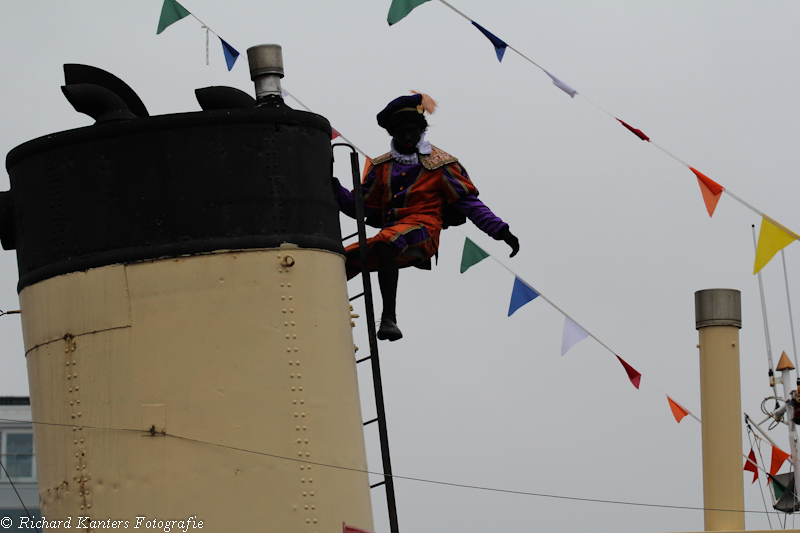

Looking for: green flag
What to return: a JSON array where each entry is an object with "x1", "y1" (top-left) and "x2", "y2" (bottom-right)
[
  {"x1": 387, "y1": 0, "x2": 431, "y2": 25},
  {"x1": 460, "y1": 237, "x2": 489, "y2": 273},
  {"x1": 157, "y1": 0, "x2": 191, "y2": 34}
]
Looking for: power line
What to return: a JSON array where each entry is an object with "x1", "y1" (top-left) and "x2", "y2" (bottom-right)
[
  {"x1": 0, "y1": 456, "x2": 39, "y2": 533},
  {"x1": 0, "y1": 418, "x2": 774, "y2": 516}
]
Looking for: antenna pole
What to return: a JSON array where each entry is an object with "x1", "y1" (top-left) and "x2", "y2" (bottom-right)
[
  {"x1": 778, "y1": 364, "x2": 800, "y2": 509},
  {"x1": 781, "y1": 249, "x2": 800, "y2": 376},
  {"x1": 753, "y1": 225, "x2": 780, "y2": 398}
]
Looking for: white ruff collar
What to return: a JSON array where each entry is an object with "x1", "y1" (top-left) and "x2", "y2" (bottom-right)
[{"x1": 390, "y1": 133, "x2": 431, "y2": 165}]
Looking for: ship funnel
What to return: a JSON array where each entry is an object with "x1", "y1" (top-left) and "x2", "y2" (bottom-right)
[{"x1": 247, "y1": 44, "x2": 284, "y2": 100}]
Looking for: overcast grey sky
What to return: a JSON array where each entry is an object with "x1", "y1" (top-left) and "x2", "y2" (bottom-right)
[{"x1": 2, "y1": 1, "x2": 800, "y2": 531}]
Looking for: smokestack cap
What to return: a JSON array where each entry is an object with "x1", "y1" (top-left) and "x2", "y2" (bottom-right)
[
  {"x1": 247, "y1": 44, "x2": 284, "y2": 80},
  {"x1": 695, "y1": 288, "x2": 742, "y2": 329}
]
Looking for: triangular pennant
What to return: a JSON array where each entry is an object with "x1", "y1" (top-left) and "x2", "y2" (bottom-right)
[
  {"x1": 508, "y1": 277, "x2": 539, "y2": 316},
  {"x1": 615, "y1": 355, "x2": 641, "y2": 389},
  {"x1": 219, "y1": 38, "x2": 239, "y2": 71},
  {"x1": 617, "y1": 119, "x2": 650, "y2": 141},
  {"x1": 343, "y1": 523, "x2": 375, "y2": 533},
  {"x1": 666, "y1": 396, "x2": 690, "y2": 423},
  {"x1": 689, "y1": 167, "x2": 724, "y2": 217},
  {"x1": 331, "y1": 127, "x2": 341, "y2": 140},
  {"x1": 561, "y1": 316, "x2": 589, "y2": 355},
  {"x1": 471, "y1": 21, "x2": 508, "y2": 62},
  {"x1": 544, "y1": 71, "x2": 577, "y2": 98},
  {"x1": 461, "y1": 238, "x2": 490, "y2": 274},
  {"x1": 157, "y1": 0, "x2": 191, "y2": 34},
  {"x1": 769, "y1": 445, "x2": 791, "y2": 481},
  {"x1": 744, "y1": 448, "x2": 759, "y2": 484},
  {"x1": 754, "y1": 217, "x2": 796, "y2": 274},
  {"x1": 387, "y1": 0, "x2": 432, "y2": 25}
]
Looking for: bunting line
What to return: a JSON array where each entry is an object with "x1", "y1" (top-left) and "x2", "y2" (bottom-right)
[
  {"x1": 281, "y1": 88, "x2": 371, "y2": 160},
  {"x1": 156, "y1": 0, "x2": 240, "y2": 70},
  {"x1": 279, "y1": 82, "x2": 707, "y2": 432},
  {"x1": 458, "y1": 230, "x2": 701, "y2": 426},
  {"x1": 416, "y1": 0, "x2": 800, "y2": 268}
]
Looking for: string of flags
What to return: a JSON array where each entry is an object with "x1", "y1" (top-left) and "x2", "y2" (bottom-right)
[
  {"x1": 461, "y1": 234, "x2": 699, "y2": 425},
  {"x1": 149, "y1": 1, "x2": 794, "y2": 471},
  {"x1": 288, "y1": 85, "x2": 704, "y2": 428},
  {"x1": 157, "y1": 0, "x2": 240, "y2": 71},
  {"x1": 743, "y1": 438, "x2": 795, "y2": 493},
  {"x1": 388, "y1": 0, "x2": 799, "y2": 275}
]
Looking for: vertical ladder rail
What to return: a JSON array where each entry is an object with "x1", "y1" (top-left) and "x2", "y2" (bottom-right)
[{"x1": 333, "y1": 144, "x2": 399, "y2": 533}]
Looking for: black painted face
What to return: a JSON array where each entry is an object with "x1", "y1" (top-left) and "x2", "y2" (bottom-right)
[{"x1": 391, "y1": 122, "x2": 423, "y2": 155}]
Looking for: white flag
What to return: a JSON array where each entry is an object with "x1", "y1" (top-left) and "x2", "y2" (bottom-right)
[
  {"x1": 561, "y1": 316, "x2": 589, "y2": 355},
  {"x1": 545, "y1": 71, "x2": 578, "y2": 98}
]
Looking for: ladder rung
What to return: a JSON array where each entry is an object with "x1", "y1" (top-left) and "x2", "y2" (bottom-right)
[
  {"x1": 356, "y1": 355, "x2": 372, "y2": 364},
  {"x1": 363, "y1": 418, "x2": 378, "y2": 426},
  {"x1": 342, "y1": 231, "x2": 359, "y2": 241},
  {"x1": 370, "y1": 481, "x2": 386, "y2": 489},
  {"x1": 349, "y1": 292, "x2": 364, "y2": 301}
]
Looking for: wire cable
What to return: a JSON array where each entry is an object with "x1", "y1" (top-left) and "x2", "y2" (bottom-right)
[
  {"x1": 747, "y1": 425, "x2": 774, "y2": 529},
  {"x1": 0, "y1": 417, "x2": 778, "y2": 516},
  {"x1": 0, "y1": 456, "x2": 39, "y2": 533}
]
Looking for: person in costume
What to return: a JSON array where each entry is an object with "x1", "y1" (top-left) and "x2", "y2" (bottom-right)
[{"x1": 333, "y1": 93, "x2": 519, "y2": 341}]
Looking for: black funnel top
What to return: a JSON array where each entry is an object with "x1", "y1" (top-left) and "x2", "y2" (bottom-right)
[{"x1": 3, "y1": 65, "x2": 342, "y2": 292}]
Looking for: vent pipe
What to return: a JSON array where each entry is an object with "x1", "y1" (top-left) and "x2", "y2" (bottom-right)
[{"x1": 247, "y1": 44, "x2": 284, "y2": 101}]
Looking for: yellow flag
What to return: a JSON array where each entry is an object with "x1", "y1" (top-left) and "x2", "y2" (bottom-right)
[{"x1": 754, "y1": 217, "x2": 797, "y2": 274}]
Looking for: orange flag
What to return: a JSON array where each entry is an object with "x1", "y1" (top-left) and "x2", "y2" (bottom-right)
[
  {"x1": 667, "y1": 396, "x2": 689, "y2": 423},
  {"x1": 769, "y1": 445, "x2": 791, "y2": 482},
  {"x1": 743, "y1": 448, "x2": 759, "y2": 483},
  {"x1": 690, "y1": 167, "x2": 724, "y2": 217}
]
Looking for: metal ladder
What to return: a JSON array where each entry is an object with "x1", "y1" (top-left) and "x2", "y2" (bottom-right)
[{"x1": 333, "y1": 144, "x2": 399, "y2": 533}]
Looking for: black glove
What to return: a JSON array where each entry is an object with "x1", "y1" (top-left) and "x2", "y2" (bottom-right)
[{"x1": 497, "y1": 226, "x2": 519, "y2": 257}]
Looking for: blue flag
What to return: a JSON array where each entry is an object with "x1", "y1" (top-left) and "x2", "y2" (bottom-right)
[
  {"x1": 471, "y1": 21, "x2": 508, "y2": 62},
  {"x1": 220, "y1": 38, "x2": 239, "y2": 71},
  {"x1": 508, "y1": 277, "x2": 538, "y2": 316}
]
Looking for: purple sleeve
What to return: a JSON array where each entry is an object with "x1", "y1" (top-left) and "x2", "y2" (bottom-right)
[
  {"x1": 332, "y1": 177, "x2": 379, "y2": 225},
  {"x1": 332, "y1": 177, "x2": 358, "y2": 218},
  {"x1": 451, "y1": 195, "x2": 508, "y2": 239}
]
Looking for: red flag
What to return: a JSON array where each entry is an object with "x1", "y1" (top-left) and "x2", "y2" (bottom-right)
[
  {"x1": 769, "y1": 445, "x2": 791, "y2": 482},
  {"x1": 615, "y1": 355, "x2": 641, "y2": 389},
  {"x1": 744, "y1": 448, "x2": 759, "y2": 484},
  {"x1": 332, "y1": 127, "x2": 341, "y2": 140},
  {"x1": 689, "y1": 167, "x2": 724, "y2": 217},
  {"x1": 667, "y1": 396, "x2": 689, "y2": 423},
  {"x1": 343, "y1": 523, "x2": 375, "y2": 533},
  {"x1": 617, "y1": 119, "x2": 650, "y2": 141}
]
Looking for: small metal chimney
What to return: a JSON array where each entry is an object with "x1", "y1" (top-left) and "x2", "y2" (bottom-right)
[{"x1": 247, "y1": 44, "x2": 284, "y2": 101}]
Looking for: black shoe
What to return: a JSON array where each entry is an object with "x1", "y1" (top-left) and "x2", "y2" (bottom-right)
[{"x1": 377, "y1": 318, "x2": 403, "y2": 341}]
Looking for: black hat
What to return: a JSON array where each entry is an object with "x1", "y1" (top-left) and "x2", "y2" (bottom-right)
[{"x1": 376, "y1": 92, "x2": 437, "y2": 131}]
